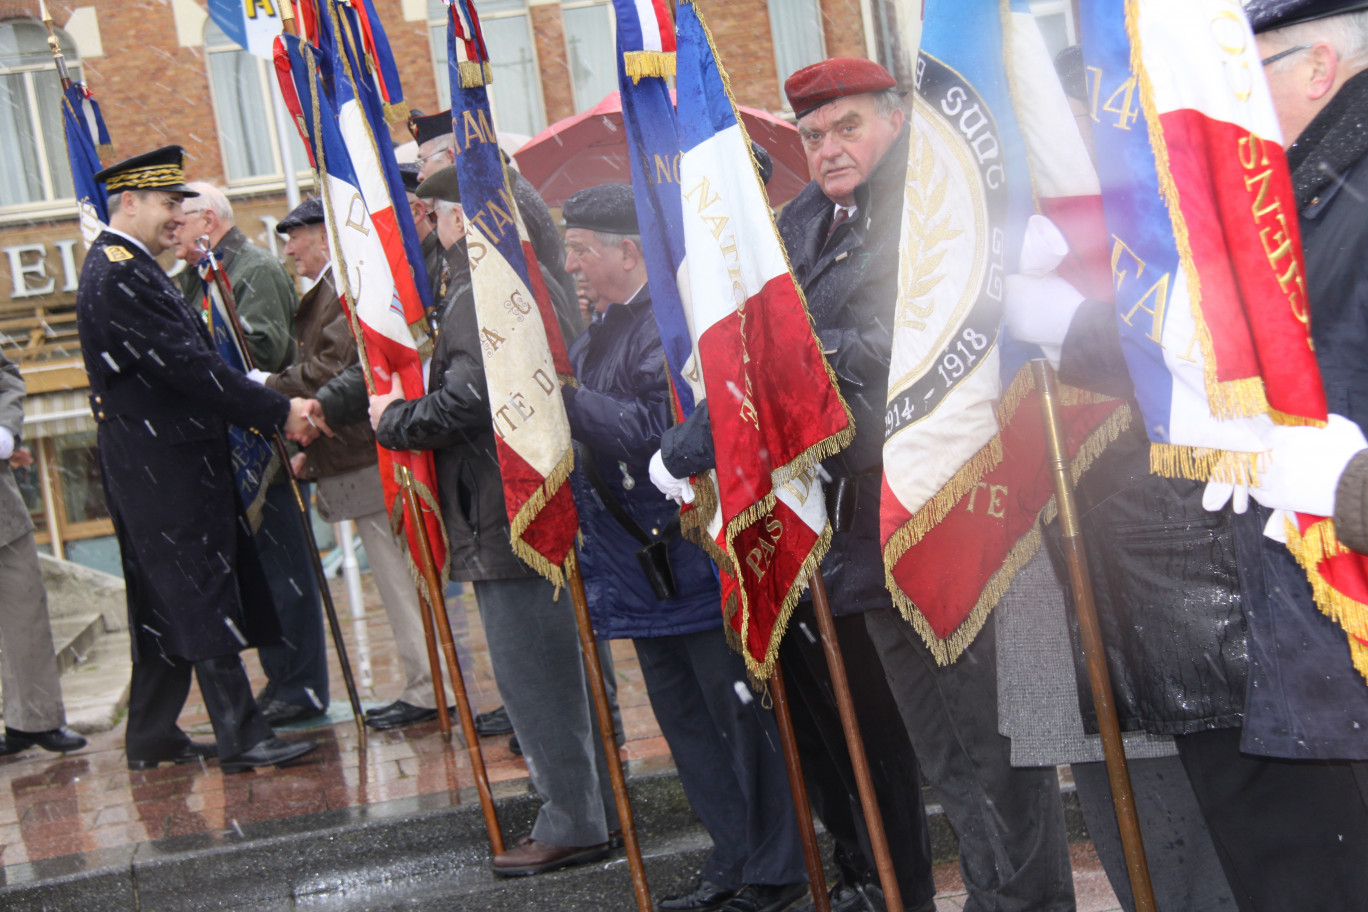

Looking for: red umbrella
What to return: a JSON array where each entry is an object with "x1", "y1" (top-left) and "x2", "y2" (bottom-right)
[{"x1": 513, "y1": 90, "x2": 810, "y2": 208}]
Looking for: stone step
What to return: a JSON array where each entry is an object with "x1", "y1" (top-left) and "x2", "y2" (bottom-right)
[{"x1": 49, "y1": 612, "x2": 102, "y2": 676}]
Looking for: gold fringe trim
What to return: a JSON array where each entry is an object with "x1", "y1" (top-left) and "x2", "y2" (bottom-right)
[
  {"x1": 1354, "y1": 637, "x2": 1368, "y2": 685},
  {"x1": 459, "y1": 60, "x2": 493, "y2": 89},
  {"x1": 1126, "y1": 0, "x2": 1268, "y2": 423},
  {"x1": 97, "y1": 142, "x2": 114, "y2": 160},
  {"x1": 623, "y1": 50, "x2": 676, "y2": 84},
  {"x1": 1283, "y1": 518, "x2": 1368, "y2": 642},
  {"x1": 1148, "y1": 442, "x2": 1262, "y2": 485},
  {"x1": 680, "y1": 472, "x2": 733, "y2": 573},
  {"x1": 1268, "y1": 408, "x2": 1326, "y2": 428},
  {"x1": 884, "y1": 437, "x2": 1005, "y2": 560},
  {"x1": 886, "y1": 398, "x2": 1133, "y2": 665},
  {"x1": 508, "y1": 446, "x2": 576, "y2": 592},
  {"x1": 383, "y1": 100, "x2": 410, "y2": 125},
  {"x1": 732, "y1": 516, "x2": 834, "y2": 683}
]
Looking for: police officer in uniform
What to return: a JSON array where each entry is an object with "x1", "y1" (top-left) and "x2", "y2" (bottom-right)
[{"x1": 76, "y1": 145, "x2": 321, "y2": 773}]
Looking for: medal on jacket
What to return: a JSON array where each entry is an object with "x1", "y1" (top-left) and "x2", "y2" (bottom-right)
[{"x1": 619, "y1": 461, "x2": 635, "y2": 491}]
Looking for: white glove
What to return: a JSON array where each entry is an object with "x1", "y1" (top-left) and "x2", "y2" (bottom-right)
[
  {"x1": 1004, "y1": 215, "x2": 1085, "y2": 368},
  {"x1": 1202, "y1": 480, "x2": 1250, "y2": 514},
  {"x1": 0, "y1": 426, "x2": 13, "y2": 461},
  {"x1": 1248, "y1": 414, "x2": 1368, "y2": 517},
  {"x1": 649, "y1": 450, "x2": 695, "y2": 506},
  {"x1": 246, "y1": 368, "x2": 272, "y2": 385},
  {"x1": 1263, "y1": 508, "x2": 1292, "y2": 544}
]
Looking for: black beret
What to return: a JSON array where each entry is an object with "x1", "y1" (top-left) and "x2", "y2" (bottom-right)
[
  {"x1": 412, "y1": 110, "x2": 454, "y2": 146},
  {"x1": 96, "y1": 144, "x2": 199, "y2": 196},
  {"x1": 399, "y1": 161, "x2": 422, "y2": 194},
  {"x1": 1246, "y1": 0, "x2": 1368, "y2": 32},
  {"x1": 750, "y1": 141, "x2": 773, "y2": 185},
  {"x1": 416, "y1": 165, "x2": 461, "y2": 204},
  {"x1": 562, "y1": 183, "x2": 638, "y2": 234},
  {"x1": 276, "y1": 196, "x2": 325, "y2": 233}
]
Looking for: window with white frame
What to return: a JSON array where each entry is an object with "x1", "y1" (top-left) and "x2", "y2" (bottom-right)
[
  {"x1": 1030, "y1": 0, "x2": 1077, "y2": 60},
  {"x1": 204, "y1": 19, "x2": 308, "y2": 187},
  {"x1": 427, "y1": 0, "x2": 546, "y2": 137},
  {"x1": 562, "y1": 0, "x2": 616, "y2": 112},
  {"x1": 0, "y1": 19, "x2": 81, "y2": 214},
  {"x1": 768, "y1": 0, "x2": 825, "y2": 100}
]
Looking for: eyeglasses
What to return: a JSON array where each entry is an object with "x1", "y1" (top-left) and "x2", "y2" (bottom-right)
[
  {"x1": 415, "y1": 148, "x2": 449, "y2": 166},
  {"x1": 1261, "y1": 44, "x2": 1311, "y2": 67}
]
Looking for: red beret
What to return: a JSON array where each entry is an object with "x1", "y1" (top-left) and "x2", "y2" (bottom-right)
[{"x1": 784, "y1": 58, "x2": 897, "y2": 119}]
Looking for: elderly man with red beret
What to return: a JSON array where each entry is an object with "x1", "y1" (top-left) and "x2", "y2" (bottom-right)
[{"x1": 658, "y1": 57, "x2": 1075, "y2": 912}]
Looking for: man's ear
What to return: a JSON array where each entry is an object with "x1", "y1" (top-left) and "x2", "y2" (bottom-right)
[
  {"x1": 620, "y1": 237, "x2": 643, "y2": 271},
  {"x1": 888, "y1": 106, "x2": 906, "y2": 133},
  {"x1": 120, "y1": 190, "x2": 138, "y2": 216},
  {"x1": 1307, "y1": 41, "x2": 1340, "y2": 101}
]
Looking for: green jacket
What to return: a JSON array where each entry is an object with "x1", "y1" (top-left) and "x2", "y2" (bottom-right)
[{"x1": 177, "y1": 226, "x2": 298, "y2": 372}]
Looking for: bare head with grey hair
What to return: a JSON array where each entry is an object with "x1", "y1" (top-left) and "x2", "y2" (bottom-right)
[
  {"x1": 1255, "y1": 8, "x2": 1368, "y2": 145},
  {"x1": 173, "y1": 181, "x2": 235, "y2": 261}
]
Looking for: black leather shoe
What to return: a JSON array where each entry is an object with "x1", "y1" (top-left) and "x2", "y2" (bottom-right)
[
  {"x1": 717, "y1": 883, "x2": 809, "y2": 912},
  {"x1": 220, "y1": 737, "x2": 317, "y2": 773},
  {"x1": 508, "y1": 734, "x2": 522, "y2": 755},
  {"x1": 127, "y1": 741, "x2": 217, "y2": 771},
  {"x1": 365, "y1": 700, "x2": 438, "y2": 730},
  {"x1": 658, "y1": 878, "x2": 736, "y2": 912},
  {"x1": 474, "y1": 705, "x2": 514, "y2": 735},
  {"x1": 4, "y1": 726, "x2": 87, "y2": 754},
  {"x1": 262, "y1": 700, "x2": 327, "y2": 727},
  {"x1": 365, "y1": 700, "x2": 402, "y2": 718}
]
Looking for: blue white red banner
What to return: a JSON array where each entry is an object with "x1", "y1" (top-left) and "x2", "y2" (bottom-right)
[
  {"x1": 206, "y1": 0, "x2": 284, "y2": 59},
  {"x1": 60, "y1": 83, "x2": 110, "y2": 248},
  {"x1": 675, "y1": 0, "x2": 851, "y2": 679}
]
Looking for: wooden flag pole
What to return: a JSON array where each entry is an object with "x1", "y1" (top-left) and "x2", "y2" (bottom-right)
[
  {"x1": 808, "y1": 571, "x2": 903, "y2": 911},
  {"x1": 769, "y1": 658, "x2": 831, "y2": 912},
  {"x1": 565, "y1": 551, "x2": 652, "y2": 912},
  {"x1": 1032, "y1": 359, "x2": 1157, "y2": 912},
  {"x1": 398, "y1": 465, "x2": 505, "y2": 855},
  {"x1": 197, "y1": 240, "x2": 366, "y2": 740}
]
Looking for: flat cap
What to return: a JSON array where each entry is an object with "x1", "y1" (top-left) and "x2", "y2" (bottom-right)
[
  {"x1": 1246, "y1": 0, "x2": 1368, "y2": 32},
  {"x1": 96, "y1": 145, "x2": 199, "y2": 196},
  {"x1": 416, "y1": 165, "x2": 461, "y2": 204},
  {"x1": 784, "y1": 58, "x2": 897, "y2": 120},
  {"x1": 412, "y1": 109, "x2": 454, "y2": 146},
  {"x1": 277, "y1": 196, "x2": 325, "y2": 233},
  {"x1": 399, "y1": 161, "x2": 422, "y2": 194},
  {"x1": 562, "y1": 183, "x2": 638, "y2": 234}
]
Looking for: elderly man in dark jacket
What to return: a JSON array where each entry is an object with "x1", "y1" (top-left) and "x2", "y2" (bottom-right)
[
  {"x1": 369, "y1": 167, "x2": 618, "y2": 877},
  {"x1": 77, "y1": 146, "x2": 319, "y2": 773},
  {"x1": 0, "y1": 350, "x2": 86, "y2": 758},
  {"x1": 562, "y1": 185, "x2": 807, "y2": 912}
]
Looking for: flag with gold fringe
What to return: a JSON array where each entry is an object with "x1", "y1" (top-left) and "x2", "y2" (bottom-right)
[
  {"x1": 674, "y1": 0, "x2": 853, "y2": 679},
  {"x1": 1082, "y1": 0, "x2": 1367, "y2": 681},
  {"x1": 443, "y1": 0, "x2": 580, "y2": 585},
  {"x1": 880, "y1": 0, "x2": 1129, "y2": 666}
]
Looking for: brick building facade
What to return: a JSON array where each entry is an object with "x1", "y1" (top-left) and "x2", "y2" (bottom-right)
[{"x1": 0, "y1": 0, "x2": 1075, "y2": 568}]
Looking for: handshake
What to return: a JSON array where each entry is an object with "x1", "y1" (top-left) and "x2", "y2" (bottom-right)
[{"x1": 284, "y1": 398, "x2": 334, "y2": 446}]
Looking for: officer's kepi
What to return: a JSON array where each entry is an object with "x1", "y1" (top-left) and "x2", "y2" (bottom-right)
[
  {"x1": 1245, "y1": 0, "x2": 1368, "y2": 32},
  {"x1": 95, "y1": 145, "x2": 199, "y2": 197}
]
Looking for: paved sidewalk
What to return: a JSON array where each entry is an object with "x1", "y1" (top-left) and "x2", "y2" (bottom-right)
[{"x1": 0, "y1": 573, "x2": 1119, "y2": 910}]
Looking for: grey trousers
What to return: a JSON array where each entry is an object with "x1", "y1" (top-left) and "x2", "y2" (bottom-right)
[
  {"x1": 865, "y1": 606, "x2": 1076, "y2": 912},
  {"x1": 473, "y1": 575, "x2": 618, "y2": 846},
  {"x1": 0, "y1": 532, "x2": 66, "y2": 732}
]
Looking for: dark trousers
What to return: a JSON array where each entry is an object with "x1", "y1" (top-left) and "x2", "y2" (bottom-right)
[
  {"x1": 635, "y1": 629, "x2": 807, "y2": 890},
  {"x1": 864, "y1": 606, "x2": 1074, "y2": 912},
  {"x1": 125, "y1": 653, "x2": 273, "y2": 761},
  {"x1": 1175, "y1": 726, "x2": 1368, "y2": 912},
  {"x1": 779, "y1": 602, "x2": 936, "y2": 910},
  {"x1": 254, "y1": 483, "x2": 329, "y2": 710}
]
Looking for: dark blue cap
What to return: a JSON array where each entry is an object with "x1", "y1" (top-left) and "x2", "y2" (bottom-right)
[
  {"x1": 276, "y1": 196, "x2": 325, "y2": 233},
  {"x1": 1247, "y1": 0, "x2": 1368, "y2": 33}
]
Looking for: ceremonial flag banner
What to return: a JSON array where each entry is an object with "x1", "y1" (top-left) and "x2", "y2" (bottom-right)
[
  {"x1": 206, "y1": 0, "x2": 284, "y2": 59},
  {"x1": 60, "y1": 83, "x2": 111, "y2": 248},
  {"x1": 444, "y1": 0, "x2": 579, "y2": 585},
  {"x1": 196, "y1": 254, "x2": 279, "y2": 532},
  {"x1": 1082, "y1": 0, "x2": 1368, "y2": 679},
  {"x1": 274, "y1": 28, "x2": 449, "y2": 591},
  {"x1": 879, "y1": 0, "x2": 1128, "y2": 666},
  {"x1": 674, "y1": 0, "x2": 852, "y2": 679}
]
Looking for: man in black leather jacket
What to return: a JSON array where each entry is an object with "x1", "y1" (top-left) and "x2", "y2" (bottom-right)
[{"x1": 368, "y1": 167, "x2": 619, "y2": 877}]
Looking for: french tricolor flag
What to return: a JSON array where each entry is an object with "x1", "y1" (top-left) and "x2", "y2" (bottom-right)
[{"x1": 675, "y1": 0, "x2": 851, "y2": 679}]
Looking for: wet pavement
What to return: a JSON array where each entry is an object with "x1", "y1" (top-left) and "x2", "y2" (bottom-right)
[{"x1": 0, "y1": 574, "x2": 1120, "y2": 910}]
